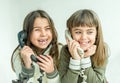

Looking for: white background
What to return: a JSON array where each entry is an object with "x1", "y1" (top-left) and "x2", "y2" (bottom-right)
[{"x1": 0, "y1": 0, "x2": 120, "y2": 83}]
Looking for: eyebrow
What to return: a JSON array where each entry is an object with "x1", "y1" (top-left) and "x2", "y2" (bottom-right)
[
  {"x1": 73, "y1": 28, "x2": 80, "y2": 31},
  {"x1": 87, "y1": 29, "x2": 95, "y2": 31},
  {"x1": 73, "y1": 28, "x2": 95, "y2": 31},
  {"x1": 33, "y1": 27, "x2": 39, "y2": 28}
]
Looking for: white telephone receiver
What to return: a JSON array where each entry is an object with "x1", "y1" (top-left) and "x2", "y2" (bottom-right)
[{"x1": 65, "y1": 29, "x2": 84, "y2": 58}]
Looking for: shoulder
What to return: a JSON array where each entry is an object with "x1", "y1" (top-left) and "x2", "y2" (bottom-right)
[
  {"x1": 59, "y1": 45, "x2": 71, "y2": 65},
  {"x1": 60, "y1": 44, "x2": 71, "y2": 57},
  {"x1": 57, "y1": 43, "x2": 63, "y2": 56},
  {"x1": 60, "y1": 44, "x2": 69, "y2": 52},
  {"x1": 61, "y1": 44, "x2": 68, "y2": 50}
]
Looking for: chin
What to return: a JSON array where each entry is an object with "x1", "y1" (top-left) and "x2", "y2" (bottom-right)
[
  {"x1": 40, "y1": 45, "x2": 48, "y2": 49},
  {"x1": 41, "y1": 43, "x2": 50, "y2": 48}
]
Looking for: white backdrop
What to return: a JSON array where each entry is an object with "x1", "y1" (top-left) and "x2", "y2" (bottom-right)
[{"x1": 0, "y1": 0, "x2": 120, "y2": 83}]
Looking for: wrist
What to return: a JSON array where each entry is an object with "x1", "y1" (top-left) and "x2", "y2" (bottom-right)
[
  {"x1": 24, "y1": 60, "x2": 32, "y2": 69},
  {"x1": 72, "y1": 54, "x2": 81, "y2": 60},
  {"x1": 46, "y1": 67, "x2": 58, "y2": 79}
]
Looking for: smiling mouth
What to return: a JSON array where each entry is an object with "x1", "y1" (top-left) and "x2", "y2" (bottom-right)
[{"x1": 38, "y1": 39, "x2": 48, "y2": 45}]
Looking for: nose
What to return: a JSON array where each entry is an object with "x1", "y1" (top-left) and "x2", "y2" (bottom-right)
[
  {"x1": 81, "y1": 33, "x2": 87, "y2": 39},
  {"x1": 40, "y1": 29, "x2": 46, "y2": 36}
]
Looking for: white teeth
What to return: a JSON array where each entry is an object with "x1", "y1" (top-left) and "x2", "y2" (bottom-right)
[
  {"x1": 81, "y1": 42, "x2": 87, "y2": 45},
  {"x1": 40, "y1": 40, "x2": 46, "y2": 42},
  {"x1": 80, "y1": 42, "x2": 89, "y2": 45},
  {"x1": 39, "y1": 39, "x2": 47, "y2": 45}
]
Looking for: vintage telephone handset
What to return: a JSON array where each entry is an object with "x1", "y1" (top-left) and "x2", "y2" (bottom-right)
[
  {"x1": 18, "y1": 30, "x2": 40, "y2": 62},
  {"x1": 65, "y1": 29, "x2": 84, "y2": 58}
]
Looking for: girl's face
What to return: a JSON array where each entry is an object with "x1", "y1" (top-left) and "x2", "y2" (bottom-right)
[
  {"x1": 30, "y1": 17, "x2": 52, "y2": 50},
  {"x1": 71, "y1": 26, "x2": 97, "y2": 51}
]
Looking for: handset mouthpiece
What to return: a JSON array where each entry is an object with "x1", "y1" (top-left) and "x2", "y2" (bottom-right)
[
  {"x1": 77, "y1": 47, "x2": 84, "y2": 58},
  {"x1": 30, "y1": 55, "x2": 40, "y2": 63}
]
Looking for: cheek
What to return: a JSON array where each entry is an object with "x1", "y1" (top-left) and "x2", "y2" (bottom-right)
[
  {"x1": 49, "y1": 32, "x2": 52, "y2": 37},
  {"x1": 90, "y1": 36, "x2": 96, "y2": 44},
  {"x1": 30, "y1": 35, "x2": 35, "y2": 43},
  {"x1": 72, "y1": 34, "x2": 79, "y2": 40},
  {"x1": 30, "y1": 33, "x2": 37, "y2": 42},
  {"x1": 48, "y1": 31, "x2": 53, "y2": 38}
]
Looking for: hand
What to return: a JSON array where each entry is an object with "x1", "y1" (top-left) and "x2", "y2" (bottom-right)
[
  {"x1": 20, "y1": 46, "x2": 34, "y2": 68},
  {"x1": 84, "y1": 45, "x2": 96, "y2": 58},
  {"x1": 67, "y1": 39, "x2": 81, "y2": 60},
  {"x1": 37, "y1": 55, "x2": 54, "y2": 74}
]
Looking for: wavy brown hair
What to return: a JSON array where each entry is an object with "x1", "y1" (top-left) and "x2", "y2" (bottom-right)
[
  {"x1": 11, "y1": 10, "x2": 59, "y2": 71},
  {"x1": 67, "y1": 9, "x2": 107, "y2": 67}
]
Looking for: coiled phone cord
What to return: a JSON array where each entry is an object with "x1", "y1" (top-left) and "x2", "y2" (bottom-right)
[
  {"x1": 80, "y1": 68, "x2": 87, "y2": 83},
  {"x1": 37, "y1": 71, "x2": 44, "y2": 83}
]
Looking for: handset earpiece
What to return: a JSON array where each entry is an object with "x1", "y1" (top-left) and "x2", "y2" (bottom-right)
[
  {"x1": 65, "y1": 29, "x2": 84, "y2": 58},
  {"x1": 18, "y1": 30, "x2": 27, "y2": 48},
  {"x1": 65, "y1": 29, "x2": 72, "y2": 41}
]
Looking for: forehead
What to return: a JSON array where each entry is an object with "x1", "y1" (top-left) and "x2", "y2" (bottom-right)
[
  {"x1": 33, "y1": 17, "x2": 50, "y2": 28},
  {"x1": 34, "y1": 17, "x2": 49, "y2": 24}
]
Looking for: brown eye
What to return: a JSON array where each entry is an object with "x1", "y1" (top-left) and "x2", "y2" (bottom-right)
[
  {"x1": 33, "y1": 27, "x2": 40, "y2": 31},
  {"x1": 87, "y1": 31, "x2": 94, "y2": 34},
  {"x1": 45, "y1": 26, "x2": 51, "y2": 31},
  {"x1": 75, "y1": 31, "x2": 81, "y2": 34}
]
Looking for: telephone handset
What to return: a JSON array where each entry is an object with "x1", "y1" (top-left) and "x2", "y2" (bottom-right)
[
  {"x1": 65, "y1": 29, "x2": 84, "y2": 58},
  {"x1": 18, "y1": 30, "x2": 40, "y2": 62},
  {"x1": 18, "y1": 30, "x2": 27, "y2": 48}
]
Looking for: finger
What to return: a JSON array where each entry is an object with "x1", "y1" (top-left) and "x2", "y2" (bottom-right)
[
  {"x1": 68, "y1": 40, "x2": 71, "y2": 49},
  {"x1": 22, "y1": 46, "x2": 29, "y2": 50},
  {"x1": 37, "y1": 55, "x2": 50, "y2": 65},
  {"x1": 72, "y1": 40, "x2": 80, "y2": 50},
  {"x1": 40, "y1": 66, "x2": 45, "y2": 71},
  {"x1": 85, "y1": 45, "x2": 96, "y2": 57},
  {"x1": 88, "y1": 45, "x2": 96, "y2": 53},
  {"x1": 66, "y1": 38, "x2": 69, "y2": 44},
  {"x1": 37, "y1": 62, "x2": 46, "y2": 70},
  {"x1": 46, "y1": 55, "x2": 53, "y2": 62},
  {"x1": 39, "y1": 55, "x2": 50, "y2": 62},
  {"x1": 69, "y1": 40, "x2": 75, "y2": 50}
]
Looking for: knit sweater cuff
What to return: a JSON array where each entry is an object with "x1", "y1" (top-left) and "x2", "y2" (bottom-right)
[
  {"x1": 81, "y1": 57, "x2": 91, "y2": 68},
  {"x1": 21, "y1": 63, "x2": 35, "y2": 78},
  {"x1": 69, "y1": 57, "x2": 81, "y2": 70},
  {"x1": 46, "y1": 68, "x2": 58, "y2": 79},
  {"x1": 69, "y1": 57, "x2": 91, "y2": 70}
]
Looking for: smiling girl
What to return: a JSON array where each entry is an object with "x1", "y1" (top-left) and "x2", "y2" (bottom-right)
[
  {"x1": 59, "y1": 9, "x2": 109, "y2": 83},
  {"x1": 11, "y1": 10, "x2": 62, "y2": 83}
]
